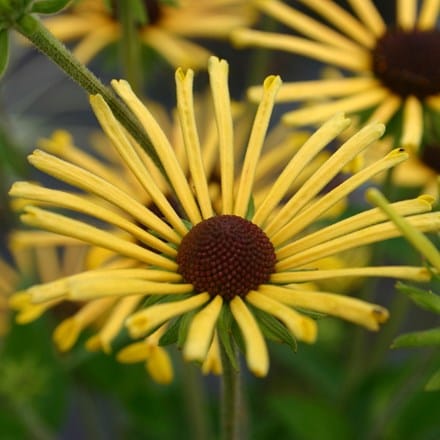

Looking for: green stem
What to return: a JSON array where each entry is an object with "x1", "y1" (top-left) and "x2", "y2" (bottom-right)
[
  {"x1": 117, "y1": 0, "x2": 143, "y2": 95},
  {"x1": 368, "y1": 294, "x2": 411, "y2": 370},
  {"x1": 13, "y1": 14, "x2": 162, "y2": 170},
  {"x1": 181, "y1": 361, "x2": 212, "y2": 440},
  {"x1": 219, "y1": 342, "x2": 242, "y2": 440}
]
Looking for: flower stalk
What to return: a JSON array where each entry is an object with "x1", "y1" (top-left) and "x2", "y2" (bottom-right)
[
  {"x1": 220, "y1": 341, "x2": 242, "y2": 440},
  {"x1": 117, "y1": 0, "x2": 143, "y2": 95}
]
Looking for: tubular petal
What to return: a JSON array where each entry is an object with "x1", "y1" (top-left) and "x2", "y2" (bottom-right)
[
  {"x1": 184, "y1": 295, "x2": 223, "y2": 362},
  {"x1": 259, "y1": 285, "x2": 389, "y2": 331},
  {"x1": 175, "y1": 68, "x2": 213, "y2": 219},
  {"x1": 126, "y1": 293, "x2": 210, "y2": 338},
  {"x1": 230, "y1": 296, "x2": 269, "y2": 377},
  {"x1": 208, "y1": 57, "x2": 235, "y2": 214},
  {"x1": 110, "y1": 80, "x2": 202, "y2": 224},
  {"x1": 234, "y1": 75, "x2": 282, "y2": 217},
  {"x1": 247, "y1": 290, "x2": 317, "y2": 343}
]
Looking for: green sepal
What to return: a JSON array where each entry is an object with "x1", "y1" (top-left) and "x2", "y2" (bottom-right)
[
  {"x1": 158, "y1": 316, "x2": 182, "y2": 347},
  {"x1": 30, "y1": 0, "x2": 71, "y2": 14},
  {"x1": 251, "y1": 307, "x2": 297, "y2": 351},
  {"x1": 231, "y1": 318, "x2": 245, "y2": 354},
  {"x1": 245, "y1": 196, "x2": 255, "y2": 220},
  {"x1": 0, "y1": 29, "x2": 9, "y2": 78},
  {"x1": 177, "y1": 310, "x2": 197, "y2": 348},
  {"x1": 296, "y1": 307, "x2": 326, "y2": 320},
  {"x1": 396, "y1": 282, "x2": 440, "y2": 314},
  {"x1": 425, "y1": 368, "x2": 440, "y2": 391},
  {"x1": 217, "y1": 304, "x2": 239, "y2": 371},
  {"x1": 391, "y1": 327, "x2": 440, "y2": 349},
  {"x1": 16, "y1": 13, "x2": 38, "y2": 34}
]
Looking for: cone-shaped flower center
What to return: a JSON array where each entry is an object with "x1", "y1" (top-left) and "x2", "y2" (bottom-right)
[
  {"x1": 372, "y1": 29, "x2": 440, "y2": 98},
  {"x1": 177, "y1": 215, "x2": 276, "y2": 301}
]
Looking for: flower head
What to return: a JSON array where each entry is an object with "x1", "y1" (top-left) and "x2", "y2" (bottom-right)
[
  {"x1": 43, "y1": 0, "x2": 256, "y2": 68},
  {"x1": 232, "y1": 0, "x2": 440, "y2": 150},
  {"x1": 10, "y1": 57, "x2": 440, "y2": 377}
]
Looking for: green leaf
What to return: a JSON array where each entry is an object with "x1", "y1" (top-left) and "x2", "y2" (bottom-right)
[
  {"x1": 391, "y1": 327, "x2": 440, "y2": 348},
  {"x1": 396, "y1": 282, "x2": 440, "y2": 314},
  {"x1": 30, "y1": 0, "x2": 72, "y2": 14},
  {"x1": 0, "y1": 29, "x2": 9, "y2": 77},
  {"x1": 252, "y1": 307, "x2": 297, "y2": 351},
  {"x1": 425, "y1": 368, "x2": 440, "y2": 391},
  {"x1": 217, "y1": 304, "x2": 239, "y2": 371}
]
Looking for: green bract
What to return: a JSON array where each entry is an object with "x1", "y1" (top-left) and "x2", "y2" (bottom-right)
[{"x1": 30, "y1": 0, "x2": 71, "y2": 14}]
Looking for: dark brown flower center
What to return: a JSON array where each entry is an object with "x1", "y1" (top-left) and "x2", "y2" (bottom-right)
[
  {"x1": 110, "y1": 0, "x2": 162, "y2": 25},
  {"x1": 421, "y1": 143, "x2": 440, "y2": 173},
  {"x1": 371, "y1": 28, "x2": 440, "y2": 98},
  {"x1": 176, "y1": 215, "x2": 276, "y2": 301}
]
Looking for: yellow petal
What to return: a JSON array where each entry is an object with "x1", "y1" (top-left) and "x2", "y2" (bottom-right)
[
  {"x1": 301, "y1": 0, "x2": 378, "y2": 45},
  {"x1": 282, "y1": 87, "x2": 388, "y2": 126},
  {"x1": 20, "y1": 206, "x2": 177, "y2": 270},
  {"x1": 201, "y1": 333, "x2": 223, "y2": 375},
  {"x1": 400, "y1": 95, "x2": 423, "y2": 150},
  {"x1": 175, "y1": 67, "x2": 213, "y2": 219},
  {"x1": 347, "y1": 0, "x2": 386, "y2": 37},
  {"x1": 109, "y1": 81, "x2": 202, "y2": 225},
  {"x1": 397, "y1": 0, "x2": 417, "y2": 30},
  {"x1": 234, "y1": 75, "x2": 282, "y2": 217},
  {"x1": 246, "y1": 290, "x2": 317, "y2": 343},
  {"x1": 127, "y1": 293, "x2": 210, "y2": 338},
  {"x1": 259, "y1": 285, "x2": 389, "y2": 331},
  {"x1": 277, "y1": 195, "x2": 435, "y2": 261},
  {"x1": 271, "y1": 266, "x2": 432, "y2": 284},
  {"x1": 230, "y1": 296, "x2": 269, "y2": 377},
  {"x1": 89, "y1": 93, "x2": 189, "y2": 236},
  {"x1": 117, "y1": 341, "x2": 151, "y2": 363},
  {"x1": 253, "y1": 112, "x2": 351, "y2": 228},
  {"x1": 266, "y1": 121, "x2": 386, "y2": 239},
  {"x1": 271, "y1": 147, "x2": 408, "y2": 245},
  {"x1": 184, "y1": 295, "x2": 223, "y2": 362},
  {"x1": 52, "y1": 298, "x2": 115, "y2": 351},
  {"x1": 232, "y1": 29, "x2": 369, "y2": 71},
  {"x1": 147, "y1": 347, "x2": 174, "y2": 384},
  {"x1": 69, "y1": 278, "x2": 192, "y2": 301},
  {"x1": 208, "y1": 57, "x2": 234, "y2": 214},
  {"x1": 418, "y1": 0, "x2": 440, "y2": 29}
]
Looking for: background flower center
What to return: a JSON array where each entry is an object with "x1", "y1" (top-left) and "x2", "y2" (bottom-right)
[
  {"x1": 177, "y1": 215, "x2": 276, "y2": 301},
  {"x1": 371, "y1": 29, "x2": 440, "y2": 99},
  {"x1": 111, "y1": 0, "x2": 162, "y2": 25}
]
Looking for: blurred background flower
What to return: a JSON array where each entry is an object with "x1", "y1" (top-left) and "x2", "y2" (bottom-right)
[
  {"x1": 233, "y1": 0, "x2": 440, "y2": 152},
  {"x1": 43, "y1": 0, "x2": 257, "y2": 69}
]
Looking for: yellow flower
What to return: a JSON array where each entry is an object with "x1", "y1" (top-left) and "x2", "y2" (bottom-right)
[
  {"x1": 43, "y1": 0, "x2": 256, "y2": 68},
  {"x1": 232, "y1": 0, "x2": 440, "y2": 150},
  {"x1": 10, "y1": 57, "x2": 440, "y2": 377}
]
